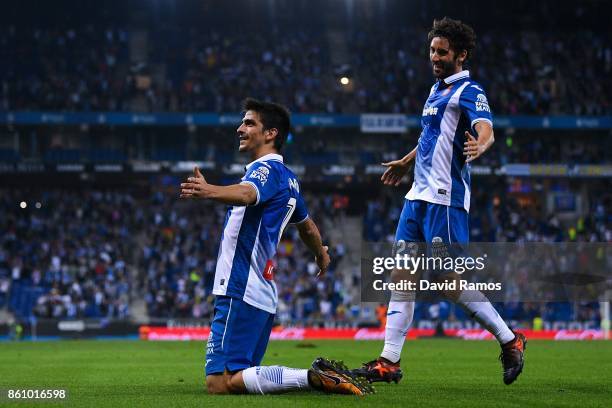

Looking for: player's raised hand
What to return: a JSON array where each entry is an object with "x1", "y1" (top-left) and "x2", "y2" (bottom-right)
[
  {"x1": 316, "y1": 245, "x2": 330, "y2": 277},
  {"x1": 180, "y1": 166, "x2": 210, "y2": 198},
  {"x1": 194, "y1": 166, "x2": 204, "y2": 179},
  {"x1": 381, "y1": 158, "x2": 412, "y2": 186},
  {"x1": 464, "y1": 131, "x2": 485, "y2": 162}
]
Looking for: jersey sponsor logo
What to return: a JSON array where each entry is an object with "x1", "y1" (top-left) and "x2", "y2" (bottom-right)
[
  {"x1": 475, "y1": 93, "x2": 490, "y2": 112},
  {"x1": 263, "y1": 260, "x2": 274, "y2": 280},
  {"x1": 422, "y1": 106, "x2": 439, "y2": 116},
  {"x1": 437, "y1": 188, "x2": 447, "y2": 195},
  {"x1": 249, "y1": 166, "x2": 270, "y2": 185}
]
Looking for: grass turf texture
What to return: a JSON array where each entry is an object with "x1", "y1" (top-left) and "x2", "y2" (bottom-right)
[{"x1": 0, "y1": 339, "x2": 610, "y2": 407}]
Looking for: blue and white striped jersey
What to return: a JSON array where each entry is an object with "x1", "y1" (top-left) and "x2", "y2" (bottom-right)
[
  {"x1": 212, "y1": 153, "x2": 308, "y2": 313},
  {"x1": 406, "y1": 70, "x2": 493, "y2": 212}
]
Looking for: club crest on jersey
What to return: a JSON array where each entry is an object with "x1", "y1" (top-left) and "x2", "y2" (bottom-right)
[
  {"x1": 249, "y1": 166, "x2": 270, "y2": 185},
  {"x1": 475, "y1": 93, "x2": 490, "y2": 112}
]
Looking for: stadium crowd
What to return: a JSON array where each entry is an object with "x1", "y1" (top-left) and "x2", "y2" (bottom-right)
[
  {"x1": 0, "y1": 189, "x2": 134, "y2": 319},
  {"x1": 1, "y1": 181, "x2": 608, "y2": 324},
  {"x1": 364, "y1": 184, "x2": 611, "y2": 243},
  {"x1": 139, "y1": 190, "x2": 351, "y2": 322},
  {"x1": 364, "y1": 185, "x2": 610, "y2": 323},
  {"x1": 0, "y1": 188, "x2": 352, "y2": 322},
  {"x1": 1, "y1": 26, "x2": 131, "y2": 111},
  {"x1": 1, "y1": 1, "x2": 609, "y2": 326},
  {"x1": 2, "y1": 8, "x2": 610, "y2": 115},
  {"x1": 346, "y1": 28, "x2": 611, "y2": 116}
]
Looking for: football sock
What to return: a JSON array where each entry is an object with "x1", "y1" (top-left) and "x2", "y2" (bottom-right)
[
  {"x1": 242, "y1": 366, "x2": 310, "y2": 394},
  {"x1": 456, "y1": 290, "x2": 515, "y2": 344},
  {"x1": 380, "y1": 291, "x2": 415, "y2": 363}
]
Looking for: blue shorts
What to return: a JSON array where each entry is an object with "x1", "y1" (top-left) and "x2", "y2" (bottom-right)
[
  {"x1": 395, "y1": 199, "x2": 469, "y2": 244},
  {"x1": 205, "y1": 296, "x2": 275, "y2": 376}
]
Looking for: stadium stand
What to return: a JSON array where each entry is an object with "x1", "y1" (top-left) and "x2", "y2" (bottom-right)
[
  {"x1": 0, "y1": 0, "x2": 609, "y2": 332},
  {"x1": 1, "y1": 180, "x2": 608, "y2": 324},
  {"x1": 1, "y1": 2, "x2": 610, "y2": 114}
]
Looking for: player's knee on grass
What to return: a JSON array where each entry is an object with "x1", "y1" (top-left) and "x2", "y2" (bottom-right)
[
  {"x1": 206, "y1": 371, "x2": 247, "y2": 395},
  {"x1": 205, "y1": 374, "x2": 228, "y2": 394}
]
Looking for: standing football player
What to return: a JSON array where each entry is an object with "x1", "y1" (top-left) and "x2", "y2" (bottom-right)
[
  {"x1": 352, "y1": 18, "x2": 526, "y2": 385},
  {"x1": 180, "y1": 98, "x2": 372, "y2": 395}
]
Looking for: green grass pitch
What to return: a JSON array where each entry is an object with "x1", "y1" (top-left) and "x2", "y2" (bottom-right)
[{"x1": 1, "y1": 339, "x2": 611, "y2": 407}]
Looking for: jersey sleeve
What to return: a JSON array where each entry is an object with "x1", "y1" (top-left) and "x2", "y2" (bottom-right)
[
  {"x1": 459, "y1": 83, "x2": 493, "y2": 131},
  {"x1": 289, "y1": 193, "x2": 309, "y2": 224},
  {"x1": 240, "y1": 162, "x2": 280, "y2": 206}
]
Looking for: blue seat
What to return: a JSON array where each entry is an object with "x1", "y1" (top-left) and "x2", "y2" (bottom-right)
[
  {"x1": 9, "y1": 283, "x2": 50, "y2": 319},
  {"x1": 301, "y1": 152, "x2": 339, "y2": 165},
  {"x1": 44, "y1": 149, "x2": 82, "y2": 163},
  {"x1": 88, "y1": 149, "x2": 127, "y2": 163},
  {"x1": 151, "y1": 148, "x2": 186, "y2": 161},
  {"x1": 0, "y1": 148, "x2": 20, "y2": 162}
]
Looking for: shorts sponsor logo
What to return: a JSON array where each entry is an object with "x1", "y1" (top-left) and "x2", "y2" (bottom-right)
[
  {"x1": 431, "y1": 236, "x2": 449, "y2": 258},
  {"x1": 206, "y1": 330, "x2": 216, "y2": 355}
]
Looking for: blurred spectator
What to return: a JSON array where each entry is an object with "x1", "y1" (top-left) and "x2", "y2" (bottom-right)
[{"x1": 1, "y1": 4, "x2": 610, "y2": 115}]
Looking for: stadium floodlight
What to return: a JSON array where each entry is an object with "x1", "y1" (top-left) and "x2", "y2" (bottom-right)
[{"x1": 340, "y1": 76, "x2": 350, "y2": 85}]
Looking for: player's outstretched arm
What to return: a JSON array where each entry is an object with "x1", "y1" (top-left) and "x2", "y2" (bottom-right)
[
  {"x1": 381, "y1": 147, "x2": 417, "y2": 186},
  {"x1": 464, "y1": 121, "x2": 495, "y2": 162},
  {"x1": 180, "y1": 166, "x2": 257, "y2": 206},
  {"x1": 296, "y1": 218, "x2": 330, "y2": 276}
]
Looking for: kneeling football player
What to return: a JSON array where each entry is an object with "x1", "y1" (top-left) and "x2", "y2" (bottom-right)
[{"x1": 180, "y1": 98, "x2": 372, "y2": 396}]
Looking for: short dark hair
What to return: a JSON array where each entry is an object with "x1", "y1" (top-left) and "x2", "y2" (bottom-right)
[
  {"x1": 427, "y1": 17, "x2": 477, "y2": 62},
  {"x1": 242, "y1": 97, "x2": 291, "y2": 151}
]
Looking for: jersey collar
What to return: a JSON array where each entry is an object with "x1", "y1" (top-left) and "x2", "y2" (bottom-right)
[
  {"x1": 443, "y1": 70, "x2": 470, "y2": 85},
  {"x1": 246, "y1": 153, "x2": 284, "y2": 168}
]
